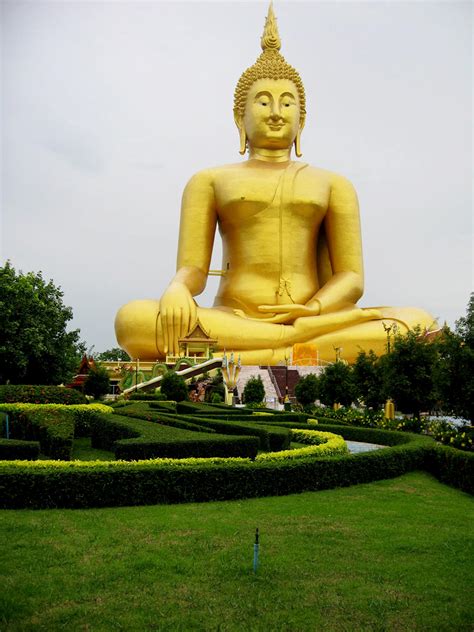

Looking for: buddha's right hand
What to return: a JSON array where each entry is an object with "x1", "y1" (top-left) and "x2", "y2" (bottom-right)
[{"x1": 159, "y1": 282, "x2": 197, "y2": 356}]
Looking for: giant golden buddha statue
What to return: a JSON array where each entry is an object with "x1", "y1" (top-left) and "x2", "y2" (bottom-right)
[{"x1": 115, "y1": 4, "x2": 435, "y2": 364}]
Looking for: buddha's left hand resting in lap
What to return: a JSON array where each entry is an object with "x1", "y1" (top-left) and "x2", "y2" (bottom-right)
[{"x1": 115, "y1": 4, "x2": 436, "y2": 364}]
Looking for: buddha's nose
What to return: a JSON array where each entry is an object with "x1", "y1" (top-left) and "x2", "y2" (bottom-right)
[{"x1": 270, "y1": 102, "x2": 282, "y2": 118}]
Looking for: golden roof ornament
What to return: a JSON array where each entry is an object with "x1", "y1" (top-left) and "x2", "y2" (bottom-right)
[{"x1": 233, "y1": 1, "x2": 306, "y2": 122}]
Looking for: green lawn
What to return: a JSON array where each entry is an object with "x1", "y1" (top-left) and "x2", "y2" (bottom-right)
[
  {"x1": 1, "y1": 472, "x2": 473, "y2": 631},
  {"x1": 71, "y1": 437, "x2": 115, "y2": 461}
]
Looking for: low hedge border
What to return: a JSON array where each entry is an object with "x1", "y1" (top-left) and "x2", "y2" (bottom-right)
[
  {"x1": 256, "y1": 430, "x2": 348, "y2": 461},
  {"x1": 163, "y1": 412, "x2": 291, "y2": 452},
  {"x1": 0, "y1": 385, "x2": 86, "y2": 405},
  {"x1": 90, "y1": 413, "x2": 259, "y2": 461},
  {"x1": 116, "y1": 405, "x2": 215, "y2": 434},
  {"x1": 0, "y1": 428, "x2": 455, "y2": 509},
  {"x1": 426, "y1": 445, "x2": 474, "y2": 495},
  {"x1": 0, "y1": 404, "x2": 113, "y2": 460},
  {"x1": 113, "y1": 404, "x2": 291, "y2": 452},
  {"x1": 0, "y1": 438, "x2": 40, "y2": 460}
]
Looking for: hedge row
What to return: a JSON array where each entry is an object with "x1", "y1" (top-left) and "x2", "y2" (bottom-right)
[
  {"x1": 256, "y1": 430, "x2": 348, "y2": 461},
  {"x1": 116, "y1": 404, "x2": 214, "y2": 433},
  {"x1": 0, "y1": 438, "x2": 40, "y2": 460},
  {"x1": 114, "y1": 404, "x2": 291, "y2": 452},
  {"x1": 0, "y1": 430, "x2": 442, "y2": 509},
  {"x1": 0, "y1": 404, "x2": 113, "y2": 460},
  {"x1": 6, "y1": 408, "x2": 75, "y2": 460},
  {"x1": 90, "y1": 413, "x2": 259, "y2": 461},
  {"x1": 0, "y1": 385, "x2": 86, "y2": 405},
  {"x1": 426, "y1": 445, "x2": 474, "y2": 495}
]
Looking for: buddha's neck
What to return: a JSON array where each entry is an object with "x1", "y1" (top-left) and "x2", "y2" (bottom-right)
[{"x1": 248, "y1": 147, "x2": 292, "y2": 163}]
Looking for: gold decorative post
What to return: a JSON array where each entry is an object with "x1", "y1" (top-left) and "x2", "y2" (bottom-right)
[{"x1": 384, "y1": 398, "x2": 395, "y2": 420}]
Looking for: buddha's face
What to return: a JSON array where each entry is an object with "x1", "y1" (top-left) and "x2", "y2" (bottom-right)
[{"x1": 240, "y1": 78, "x2": 302, "y2": 151}]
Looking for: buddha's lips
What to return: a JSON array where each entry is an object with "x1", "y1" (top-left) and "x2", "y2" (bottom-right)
[{"x1": 267, "y1": 123, "x2": 284, "y2": 130}]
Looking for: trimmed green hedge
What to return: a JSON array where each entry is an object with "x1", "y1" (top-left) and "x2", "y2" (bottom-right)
[
  {"x1": 426, "y1": 445, "x2": 474, "y2": 495},
  {"x1": 90, "y1": 413, "x2": 259, "y2": 461},
  {"x1": 165, "y1": 413, "x2": 291, "y2": 452},
  {"x1": 7, "y1": 408, "x2": 75, "y2": 460},
  {"x1": 0, "y1": 439, "x2": 40, "y2": 460},
  {"x1": 129, "y1": 393, "x2": 167, "y2": 402},
  {"x1": 116, "y1": 405, "x2": 214, "y2": 433},
  {"x1": 0, "y1": 404, "x2": 113, "y2": 460},
  {"x1": 0, "y1": 430, "x2": 437, "y2": 509},
  {"x1": 0, "y1": 385, "x2": 86, "y2": 405}
]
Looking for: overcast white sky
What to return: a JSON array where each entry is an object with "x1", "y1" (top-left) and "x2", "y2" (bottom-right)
[{"x1": 1, "y1": 0, "x2": 472, "y2": 353}]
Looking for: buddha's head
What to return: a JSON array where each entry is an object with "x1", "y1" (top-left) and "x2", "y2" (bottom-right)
[{"x1": 234, "y1": 3, "x2": 306, "y2": 157}]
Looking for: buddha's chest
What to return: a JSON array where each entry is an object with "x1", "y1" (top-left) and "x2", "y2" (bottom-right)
[{"x1": 214, "y1": 169, "x2": 329, "y2": 229}]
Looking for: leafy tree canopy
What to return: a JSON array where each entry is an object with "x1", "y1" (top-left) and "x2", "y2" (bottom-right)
[
  {"x1": 294, "y1": 373, "x2": 319, "y2": 408},
  {"x1": 160, "y1": 371, "x2": 188, "y2": 402},
  {"x1": 95, "y1": 347, "x2": 130, "y2": 361},
  {"x1": 0, "y1": 261, "x2": 85, "y2": 385},
  {"x1": 381, "y1": 328, "x2": 437, "y2": 418},
  {"x1": 243, "y1": 375, "x2": 265, "y2": 404},
  {"x1": 84, "y1": 364, "x2": 110, "y2": 399},
  {"x1": 318, "y1": 361, "x2": 355, "y2": 408},
  {"x1": 352, "y1": 350, "x2": 384, "y2": 410},
  {"x1": 455, "y1": 292, "x2": 474, "y2": 349}
]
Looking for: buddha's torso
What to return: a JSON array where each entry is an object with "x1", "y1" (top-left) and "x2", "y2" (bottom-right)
[{"x1": 210, "y1": 161, "x2": 331, "y2": 316}]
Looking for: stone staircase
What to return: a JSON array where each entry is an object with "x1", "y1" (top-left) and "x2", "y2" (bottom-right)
[{"x1": 235, "y1": 366, "x2": 279, "y2": 406}]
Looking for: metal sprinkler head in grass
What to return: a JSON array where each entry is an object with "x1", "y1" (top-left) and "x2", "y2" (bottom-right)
[{"x1": 253, "y1": 528, "x2": 260, "y2": 573}]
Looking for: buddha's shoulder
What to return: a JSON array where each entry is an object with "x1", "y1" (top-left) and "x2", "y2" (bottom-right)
[
  {"x1": 184, "y1": 164, "x2": 356, "y2": 189},
  {"x1": 304, "y1": 166, "x2": 356, "y2": 189}
]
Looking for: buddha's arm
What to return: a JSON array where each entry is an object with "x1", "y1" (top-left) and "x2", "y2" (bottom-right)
[
  {"x1": 160, "y1": 170, "x2": 217, "y2": 354},
  {"x1": 307, "y1": 174, "x2": 364, "y2": 314}
]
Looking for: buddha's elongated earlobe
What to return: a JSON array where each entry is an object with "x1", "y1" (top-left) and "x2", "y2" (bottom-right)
[
  {"x1": 294, "y1": 129, "x2": 303, "y2": 157},
  {"x1": 239, "y1": 127, "x2": 247, "y2": 155}
]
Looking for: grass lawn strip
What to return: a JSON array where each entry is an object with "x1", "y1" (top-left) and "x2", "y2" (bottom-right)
[{"x1": 0, "y1": 472, "x2": 472, "y2": 631}]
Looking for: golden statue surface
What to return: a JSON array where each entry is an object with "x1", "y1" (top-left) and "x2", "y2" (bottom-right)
[{"x1": 115, "y1": 4, "x2": 435, "y2": 364}]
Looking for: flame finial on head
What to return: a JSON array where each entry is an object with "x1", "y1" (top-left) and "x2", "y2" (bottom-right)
[{"x1": 261, "y1": 2, "x2": 281, "y2": 52}]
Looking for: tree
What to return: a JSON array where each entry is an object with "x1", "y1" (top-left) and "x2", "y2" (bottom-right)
[
  {"x1": 352, "y1": 350, "x2": 384, "y2": 410},
  {"x1": 243, "y1": 375, "x2": 265, "y2": 404},
  {"x1": 95, "y1": 347, "x2": 130, "y2": 361},
  {"x1": 318, "y1": 361, "x2": 355, "y2": 408},
  {"x1": 160, "y1": 371, "x2": 188, "y2": 401},
  {"x1": 84, "y1": 364, "x2": 110, "y2": 399},
  {"x1": 295, "y1": 373, "x2": 319, "y2": 410},
  {"x1": 434, "y1": 297, "x2": 474, "y2": 422},
  {"x1": 0, "y1": 261, "x2": 85, "y2": 385},
  {"x1": 455, "y1": 292, "x2": 474, "y2": 349},
  {"x1": 204, "y1": 370, "x2": 225, "y2": 403},
  {"x1": 381, "y1": 328, "x2": 437, "y2": 418}
]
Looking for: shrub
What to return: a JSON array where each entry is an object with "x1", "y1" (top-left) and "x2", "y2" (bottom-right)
[
  {"x1": 7, "y1": 408, "x2": 75, "y2": 460},
  {"x1": 83, "y1": 365, "x2": 110, "y2": 399},
  {"x1": 0, "y1": 428, "x2": 441, "y2": 510},
  {"x1": 256, "y1": 430, "x2": 348, "y2": 461},
  {"x1": 0, "y1": 439, "x2": 40, "y2": 460},
  {"x1": 117, "y1": 404, "x2": 215, "y2": 433},
  {"x1": 243, "y1": 376, "x2": 265, "y2": 405},
  {"x1": 0, "y1": 403, "x2": 113, "y2": 459},
  {"x1": 167, "y1": 414, "x2": 291, "y2": 452},
  {"x1": 129, "y1": 393, "x2": 167, "y2": 402},
  {"x1": 89, "y1": 413, "x2": 259, "y2": 461},
  {"x1": 160, "y1": 372, "x2": 188, "y2": 402},
  {"x1": 0, "y1": 385, "x2": 86, "y2": 405},
  {"x1": 295, "y1": 374, "x2": 320, "y2": 408},
  {"x1": 426, "y1": 445, "x2": 474, "y2": 495}
]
